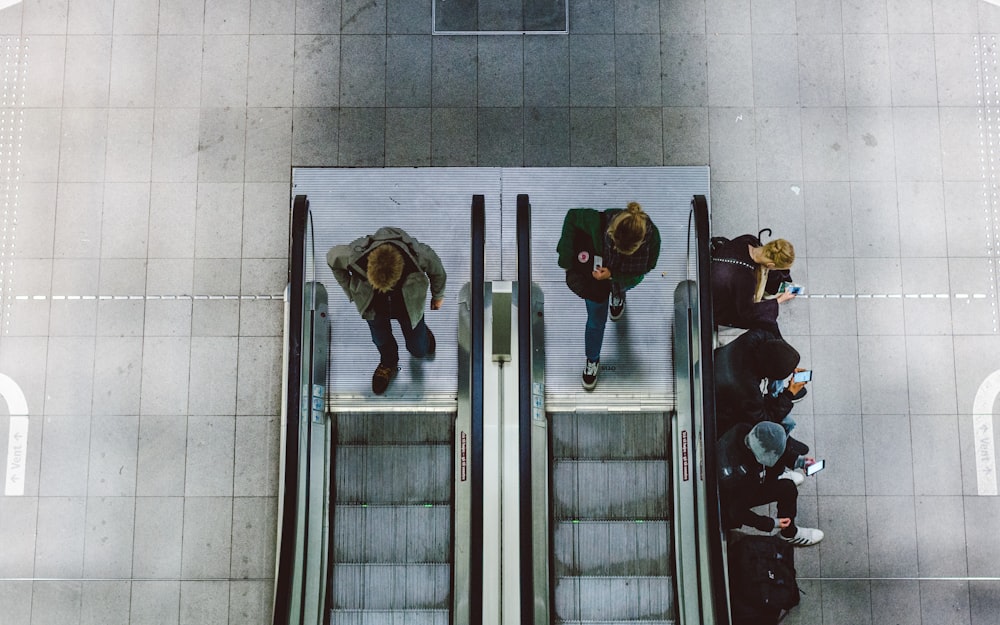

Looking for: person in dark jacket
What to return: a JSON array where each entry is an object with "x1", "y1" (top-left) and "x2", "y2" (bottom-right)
[
  {"x1": 718, "y1": 421, "x2": 823, "y2": 547},
  {"x1": 712, "y1": 234, "x2": 796, "y2": 334},
  {"x1": 556, "y1": 202, "x2": 661, "y2": 390},
  {"x1": 327, "y1": 227, "x2": 446, "y2": 395},
  {"x1": 715, "y1": 328, "x2": 808, "y2": 434}
]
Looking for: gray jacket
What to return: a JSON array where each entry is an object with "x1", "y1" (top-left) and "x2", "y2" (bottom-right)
[{"x1": 326, "y1": 227, "x2": 447, "y2": 327}]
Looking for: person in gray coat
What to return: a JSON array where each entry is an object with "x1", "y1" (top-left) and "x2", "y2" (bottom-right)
[{"x1": 327, "y1": 227, "x2": 447, "y2": 394}]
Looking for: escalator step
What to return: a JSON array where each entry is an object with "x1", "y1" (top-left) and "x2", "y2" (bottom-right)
[
  {"x1": 334, "y1": 505, "x2": 451, "y2": 563},
  {"x1": 553, "y1": 576, "x2": 675, "y2": 622},
  {"x1": 335, "y1": 444, "x2": 451, "y2": 504},
  {"x1": 329, "y1": 609, "x2": 450, "y2": 625},
  {"x1": 331, "y1": 563, "x2": 451, "y2": 610},
  {"x1": 553, "y1": 520, "x2": 671, "y2": 577},
  {"x1": 553, "y1": 460, "x2": 669, "y2": 519},
  {"x1": 336, "y1": 412, "x2": 454, "y2": 445},
  {"x1": 551, "y1": 412, "x2": 668, "y2": 460}
]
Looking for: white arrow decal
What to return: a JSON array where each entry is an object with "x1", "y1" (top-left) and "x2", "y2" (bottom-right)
[{"x1": 972, "y1": 370, "x2": 1000, "y2": 496}]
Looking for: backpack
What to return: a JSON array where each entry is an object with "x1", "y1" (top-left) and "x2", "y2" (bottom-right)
[{"x1": 728, "y1": 535, "x2": 800, "y2": 625}]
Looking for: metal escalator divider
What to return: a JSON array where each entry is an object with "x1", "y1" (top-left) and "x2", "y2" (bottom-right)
[{"x1": 549, "y1": 410, "x2": 677, "y2": 624}]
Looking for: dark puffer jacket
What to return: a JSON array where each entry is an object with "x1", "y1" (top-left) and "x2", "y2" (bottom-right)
[{"x1": 714, "y1": 328, "x2": 799, "y2": 433}]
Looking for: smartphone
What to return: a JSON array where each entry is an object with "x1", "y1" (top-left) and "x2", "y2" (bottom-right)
[
  {"x1": 780, "y1": 281, "x2": 803, "y2": 294},
  {"x1": 792, "y1": 370, "x2": 812, "y2": 383},
  {"x1": 806, "y1": 459, "x2": 825, "y2": 476},
  {"x1": 593, "y1": 255, "x2": 603, "y2": 271}
]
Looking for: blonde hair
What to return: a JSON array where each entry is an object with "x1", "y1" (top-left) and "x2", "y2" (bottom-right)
[
  {"x1": 753, "y1": 239, "x2": 795, "y2": 302},
  {"x1": 367, "y1": 244, "x2": 404, "y2": 292},
  {"x1": 608, "y1": 201, "x2": 649, "y2": 256}
]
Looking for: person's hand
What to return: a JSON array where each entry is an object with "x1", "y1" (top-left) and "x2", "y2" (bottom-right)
[
  {"x1": 592, "y1": 266, "x2": 611, "y2": 281},
  {"x1": 802, "y1": 457, "x2": 817, "y2": 469},
  {"x1": 777, "y1": 517, "x2": 792, "y2": 529},
  {"x1": 787, "y1": 367, "x2": 808, "y2": 395},
  {"x1": 430, "y1": 298, "x2": 443, "y2": 310},
  {"x1": 777, "y1": 292, "x2": 796, "y2": 303}
]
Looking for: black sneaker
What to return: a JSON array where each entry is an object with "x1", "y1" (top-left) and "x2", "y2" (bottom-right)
[
  {"x1": 582, "y1": 359, "x2": 600, "y2": 390},
  {"x1": 609, "y1": 292, "x2": 625, "y2": 321},
  {"x1": 372, "y1": 363, "x2": 399, "y2": 395},
  {"x1": 426, "y1": 329, "x2": 436, "y2": 356}
]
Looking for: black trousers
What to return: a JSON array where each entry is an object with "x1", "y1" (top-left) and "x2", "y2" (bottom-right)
[{"x1": 745, "y1": 478, "x2": 798, "y2": 524}]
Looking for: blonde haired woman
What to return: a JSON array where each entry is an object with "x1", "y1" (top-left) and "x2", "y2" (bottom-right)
[
  {"x1": 711, "y1": 233, "x2": 796, "y2": 335},
  {"x1": 557, "y1": 201, "x2": 661, "y2": 390}
]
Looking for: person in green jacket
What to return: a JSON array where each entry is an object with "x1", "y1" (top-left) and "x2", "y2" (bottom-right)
[
  {"x1": 556, "y1": 202, "x2": 661, "y2": 390},
  {"x1": 327, "y1": 228, "x2": 447, "y2": 395}
]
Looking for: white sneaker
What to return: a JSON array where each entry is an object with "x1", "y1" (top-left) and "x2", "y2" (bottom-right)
[
  {"x1": 778, "y1": 467, "x2": 805, "y2": 486},
  {"x1": 581, "y1": 359, "x2": 599, "y2": 390},
  {"x1": 781, "y1": 526, "x2": 824, "y2": 547}
]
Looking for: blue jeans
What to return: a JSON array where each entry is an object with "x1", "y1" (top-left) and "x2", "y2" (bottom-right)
[
  {"x1": 585, "y1": 282, "x2": 631, "y2": 361},
  {"x1": 366, "y1": 294, "x2": 431, "y2": 366}
]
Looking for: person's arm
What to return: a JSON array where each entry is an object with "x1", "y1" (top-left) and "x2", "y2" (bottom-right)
[
  {"x1": 412, "y1": 240, "x2": 447, "y2": 305},
  {"x1": 326, "y1": 244, "x2": 356, "y2": 301}
]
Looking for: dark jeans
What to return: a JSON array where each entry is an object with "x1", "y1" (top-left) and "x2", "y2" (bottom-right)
[
  {"x1": 366, "y1": 294, "x2": 431, "y2": 366},
  {"x1": 745, "y1": 478, "x2": 799, "y2": 529}
]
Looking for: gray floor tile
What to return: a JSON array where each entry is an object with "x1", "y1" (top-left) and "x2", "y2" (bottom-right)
[
  {"x1": 140, "y1": 337, "x2": 191, "y2": 415},
  {"x1": 188, "y1": 341, "x2": 239, "y2": 417},
  {"x1": 615, "y1": 0, "x2": 658, "y2": 34},
  {"x1": 893, "y1": 106, "x2": 943, "y2": 180},
  {"x1": 338, "y1": 107, "x2": 385, "y2": 166},
  {"x1": 802, "y1": 181, "x2": 851, "y2": 257},
  {"x1": 31, "y1": 581, "x2": 82, "y2": 625},
  {"x1": 814, "y1": 414, "x2": 866, "y2": 495},
  {"x1": 797, "y1": 36, "x2": 846, "y2": 107},
  {"x1": 245, "y1": 107, "x2": 292, "y2": 182},
  {"x1": 0, "y1": 3, "x2": 23, "y2": 33},
  {"x1": 845, "y1": 34, "x2": 892, "y2": 106},
  {"x1": 851, "y1": 180, "x2": 899, "y2": 257},
  {"x1": 81, "y1": 580, "x2": 131, "y2": 625},
  {"x1": 965, "y1": 495, "x2": 1000, "y2": 575},
  {"x1": 0, "y1": 497, "x2": 37, "y2": 576},
  {"x1": 231, "y1": 497, "x2": 276, "y2": 578},
  {"x1": 87, "y1": 415, "x2": 140, "y2": 496},
  {"x1": 340, "y1": 35, "x2": 386, "y2": 107},
  {"x1": 155, "y1": 36, "x2": 204, "y2": 107},
  {"x1": 242, "y1": 183, "x2": 292, "y2": 257},
  {"x1": 707, "y1": 34, "x2": 753, "y2": 106},
  {"x1": 83, "y1": 496, "x2": 135, "y2": 577},
  {"x1": 911, "y1": 416, "x2": 964, "y2": 495},
  {"x1": 388, "y1": 0, "x2": 430, "y2": 34},
  {"x1": 906, "y1": 336, "x2": 959, "y2": 414},
  {"x1": 709, "y1": 180, "x2": 758, "y2": 234},
  {"x1": 296, "y1": 0, "x2": 340, "y2": 33},
  {"x1": 524, "y1": 36, "x2": 568, "y2": 107},
  {"x1": 4, "y1": 260, "x2": 52, "y2": 336},
  {"x1": 477, "y1": 107, "x2": 523, "y2": 166},
  {"x1": 821, "y1": 580, "x2": 873, "y2": 624},
  {"x1": 800, "y1": 107, "x2": 849, "y2": 180},
  {"x1": 867, "y1": 496, "x2": 919, "y2": 576},
  {"x1": 92, "y1": 337, "x2": 143, "y2": 415},
  {"x1": 44, "y1": 337, "x2": 95, "y2": 416},
  {"x1": 780, "y1": 579, "x2": 821, "y2": 625},
  {"x1": 22, "y1": 36, "x2": 65, "y2": 107},
  {"x1": 113, "y1": 0, "x2": 159, "y2": 34},
  {"x1": 616, "y1": 34, "x2": 661, "y2": 107},
  {"x1": 152, "y1": 108, "x2": 201, "y2": 182},
  {"x1": 0, "y1": 340, "x2": 49, "y2": 417},
  {"x1": 617, "y1": 107, "x2": 662, "y2": 165},
  {"x1": 49, "y1": 258, "x2": 99, "y2": 335},
  {"x1": 205, "y1": 0, "x2": 250, "y2": 34},
  {"x1": 63, "y1": 35, "x2": 111, "y2": 107},
  {"x1": 846, "y1": 106, "x2": 897, "y2": 181},
  {"x1": 386, "y1": 35, "x2": 432, "y2": 107},
  {"x1": 180, "y1": 580, "x2": 231, "y2": 625},
  {"x1": 858, "y1": 336, "x2": 909, "y2": 413},
  {"x1": 292, "y1": 35, "x2": 340, "y2": 107},
  {"x1": 184, "y1": 414, "x2": 236, "y2": 496},
  {"x1": 130, "y1": 581, "x2": 181, "y2": 625},
  {"x1": 432, "y1": 36, "x2": 477, "y2": 107},
  {"x1": 195, "y1": 183, "x2": 245, "y2": 258},
  {"x1": 902, "y1": 258, "x2": 954, "y2": 334},
  {"x1": 97, "y1": 302, "x2": 146, "y2": 339},
  {"x1": 291, "y1": 107, "x2": 339, "y2": 166},
  {"x1": 661, "y1": 34, "x2": 707, "y2": 107},
  {"x1": 752, "y1": 35, "x2": 799, "y2": 107},
  {"x1": 251, "y1": 0, "x2": 295, "y2": 33},
  {"x1": 937, "y1": 34, "x2": 982, "y2": 106},
  {"x1": 940, "y1": 107, "x2": 983, "y2": 181},
  {"x1": 921, "y1": 580, "x2": 972, "y2": 625},
  {"x1": 569, "y1": 107, "x2": 615, "y2": 166},
  {"x1": 933, "y1": 0, "x2": 979, "y2": 33},
  {"x1": 818, "y1": 496, "x2": 870, "y2": 576},
  {"x1": 524, "y1": 107, "x2": 570, "y2": 167},
  {"x1": 101, "y1": 183, "x2": 151, "y2": 258},
  {"x1": 969, "y1": 581, "x2": 1000, "y2": 625},
  {"x1": 570, "y1": 34, "x2": 615, "y2": 106},
  {"x1": 982, "y1": 3, "x2": 1000, "y2": 33},
  {"x1": 106, "y1": 109, "x2": 155, "y2": 182},
  {"x1": 193, "y1": 300, "x2": 241, "y2": 337},
  {"x1": 571, "y1": 0, "x2": 613, "y2": 33},
  {"x1": 944, "y1": 181, "x2": 991, "y2": 255},
  {"x1": 749, "y1": 0, "x2": 796, "y2": 34},
  {"x1": 132, "y1": 496, "x2": 184, "y2": 577},
  {"x1": 229, "y1": 580, "x2": 271, "y2": 624},
  {"x1": 705, "y1": 0, "x2": 748, "y2": 33},
  {"x1": 20, "y1": 108, "x2": 63, "y2": 182},
  {"x1": 708, "y1": 107, "x2": 756, "y2": 180},
  {"x1": 662, "y1": 106, "x2": 708, "y2": 165},
  {"x1": 238, "y1": 300, "x2": 283, "y2": 336},
  {"x1": 196, "y1": 258, "x2": 241, "y2": 294},
  {"x1": 809, "y1": 334, "x2": 862, "y2": 414},
  {"x1": 871, "y1": 579, "x2": 922, "y2": 625},
  {"x1": 430, "y1": 107, "x2": 476, "y2": 166},
  {"x1": 147, "y1": 259, "x2": 194, "y2": 294},
  {"x1": 235, "y1": 336, "x2": 282, "y2": 415},
  {"x1": 59, "y1": 108, "x2": 108, "y2": 182},
  {"x1": 181, "y1": 497, "x2": 234, "y2": 578},
  {"x1": 889, "y1": 34, "x2": 939, "y2": 106},
  {"x1": 808, "y1": 258, "x2": 858, "y2": 335},
  {"x1": 888, "y1": 0, "x2": 934, "y2": 33},
  {"x1": 68, "y1": 0, "x2": 115, "y2": 35},
  {"x1": 34, "y1": 496, "x2": 86, "y2": 577},
  {"x1": 950, "y1": 258, "x2": 997, "y2": 334},
  {"x1": 755, "y1": 107, "x2": 802, "y2": 180},
  {"x1": 863, "y1": 413, "x2": 915, "y2": 493},
  {"x1": 479, "y1": 37, "x2": 523, "y2": 107},
  {"x1": 916, "y1": 495, "x2": 968, "y2": 575},
  {"x1": 149, "y1": 183, "x2": 197, "y2": 257},
  {"x1": 234, "y1": 416, "x2": 280, "y2": 497},
  {"x1": 202, "y1": 36, "x2": 250, "y2": 107},
  {"x1": 796, "y1": 0, "x2": 842, "y2": 34},
  {"x1": 136, "y1": 416, "x2": 188, "y2": 496},
  {"x1": 159, "y1": 0, "x2": 206, "y2": 34},
  {"x1": 248, "y1": 35, "x2": 295, "y2": 107},
  {"x1": 660, "y1": 0, "x2": 704, "y2": 34},
  {"x1": 898, "y1": 181, "x2": 948, "y2": 257}
]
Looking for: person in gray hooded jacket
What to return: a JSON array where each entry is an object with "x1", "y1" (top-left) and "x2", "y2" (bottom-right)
[
  {"x1": 327, "y1": 227, "x2": 447, "y2": 394},
  {"x1": 717, "y1": 421, "x2": 824, "y2": 547}
]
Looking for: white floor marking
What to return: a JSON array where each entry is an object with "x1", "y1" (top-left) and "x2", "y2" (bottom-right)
[
  {"x1": 972, "y1": 370, "x2": 1000, "y2": 496},
  {"x1": 1, "y1": 373, "x2": 28, "y2": 496}
]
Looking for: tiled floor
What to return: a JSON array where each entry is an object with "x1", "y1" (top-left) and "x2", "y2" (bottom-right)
[{"x1": 0, "y1": 0, "x2": 999, "y2": 623}]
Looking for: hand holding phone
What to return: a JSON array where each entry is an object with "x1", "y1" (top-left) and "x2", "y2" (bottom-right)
[
  {"x1": 792, "y1": 370, "x2": 812, "y2": 383},
  {"x1": 806, "y1": 459, "x2": 825, "y2": 475}
]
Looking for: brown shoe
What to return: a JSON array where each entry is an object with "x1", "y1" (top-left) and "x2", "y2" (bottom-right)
[{"x1": 372, "y1": 363, "x2": 398, "y2": 395}]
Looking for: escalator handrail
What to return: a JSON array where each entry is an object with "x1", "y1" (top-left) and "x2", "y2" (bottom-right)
[
  {"x1": 515, "y1": 193, "x2": 535, "y2": 624},
  {"x1": 470, "y1": 194, "x2": 486, "y2": 624},
  {"x1": 692, "y1": 194, "x2": 730, "y2": 624},
  {"x1": 273, "y1": 194, "x2": 309, "y2": 625}
]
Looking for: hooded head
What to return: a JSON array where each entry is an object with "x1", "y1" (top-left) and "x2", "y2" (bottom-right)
[
  {"x1": 754, "y1": 338, "x2": 800, "y2": 380},
  {"x1": 745, "y1": 421, "x2": 787, "y2": 467},
  {"x1": 367, "y1": 244, "x2": 404, "y2": 292}
]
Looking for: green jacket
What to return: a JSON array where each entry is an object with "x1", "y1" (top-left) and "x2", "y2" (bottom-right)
[
  {"x1": 556, "y1": 208, "x2": 661, "y2": 291},
  {"x1": 327, "y1": 227, "x2": 447, "y2": 327}
]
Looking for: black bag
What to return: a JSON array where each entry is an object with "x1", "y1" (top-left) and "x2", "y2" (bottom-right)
[{"x1": 728, "y1": 535, "x2": 800, "y2": 625}]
